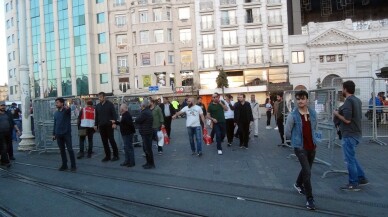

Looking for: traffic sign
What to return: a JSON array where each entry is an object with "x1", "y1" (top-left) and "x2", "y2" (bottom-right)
[{"x1": 148, "y1": 86, "x2": 159, "y2": 92}]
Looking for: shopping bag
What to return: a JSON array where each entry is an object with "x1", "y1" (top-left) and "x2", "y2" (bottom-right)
[
  {"x1": 161, "y1": 126, "x2": 170, "y2": 145},
  {"x1": 157, "y1": 130, "x2": 164, "y2": 147},
  {"x1": 203, "y1": 128, "x2": 213, "y2": 145}
]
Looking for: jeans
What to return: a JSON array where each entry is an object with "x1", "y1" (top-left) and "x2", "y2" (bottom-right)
[
  {"x1": 12, "y1": 120, "x2": 22, "y2": 141},
  {"x1": 122, "y1": 134, "x2": 135, "y2": 165},
  {"x1": 294, "y1": 148, "x2": 315, "y2": 200},
  {"x1": 342, "y1": 137, "x2": 366, "y2": 185},
  {"x1": 225, "y1": 119, "x2": 234, "y2": 143},
  {"x1": 213, "y1": 122, "x2": 226, "y2": 150},
  {"x1": 266, "y1": 111, "x2": 271, "y2": 126},
  {"x1": 99, "y1": 124, "x2": 119, "y2": 158},
  {"x1": 56, "y1": 133, "x2": 76, "y2": 168},
  {"x1": 79, "y1": 128, "x2": 94, "y2": 154},
  {"x1": 141, "y1": 134, "x2": 154, "y2": 166},
  {"x1": 0, "y1": 132, "x2": 10, "y2": 164},
  {"x1": 187, "y1": 126, "x2": 202, "y2": 153}
]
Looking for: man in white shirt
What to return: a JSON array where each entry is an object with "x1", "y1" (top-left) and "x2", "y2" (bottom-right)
[
  {"x1": 159, "y1": 97, "x2": 176, "y2": 138},
  {"x1": 223, "y1": 94, "x2": 235, "y2": 146},
  {"x1": 250, "y1": 94, "x2": 261, "y2": 137},
  {"x1": 172, "y1": 98, "x2": 206, "y2": 156}
]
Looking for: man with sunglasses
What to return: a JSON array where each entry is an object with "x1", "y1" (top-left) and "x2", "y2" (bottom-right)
[
  {"x1": 285, "y1": 90, "x2": 318, "y2": 210},
  {"x1": 207, "y1": 93, "x2": 228, "y2": 155}
]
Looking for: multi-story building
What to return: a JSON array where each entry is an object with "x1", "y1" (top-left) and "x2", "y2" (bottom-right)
[
  {"x1": 5, "y1": 0, "x2": 198, "y2": 100},
  {"x1": 0, "y1": 84, "x2": 8, "y2": 101},
  {"x1": 195, "y1": 0, "x2": 290, "y2": 103}
]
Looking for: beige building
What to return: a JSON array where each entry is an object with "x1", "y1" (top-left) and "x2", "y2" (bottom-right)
[{"x1": 0, "y1": 84, "x2": 9, "y2": 101}]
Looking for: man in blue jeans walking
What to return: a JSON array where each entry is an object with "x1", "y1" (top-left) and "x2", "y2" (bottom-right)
[
  {"x1": 207, "y1": 93, "x2": 228, "y2": 155},
  {"x1": 334, "y1": 80, "x2": 368, "y2": 191},
  {"x1": 173, "y1": 98, "x2": 206, "y2": 156}
]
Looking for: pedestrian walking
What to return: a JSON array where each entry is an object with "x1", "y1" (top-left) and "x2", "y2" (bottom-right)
[
  {"x1": 276, "y1": 93, "x2": 287, "y2": 147},
  {"x1": 172, "y1": 98, "x2": 206, "y2": 156},
  {"x1": 222, "y1": 94, "x2": 235, "y2": 147},
  {"x1": 115, "y1": 104, "x2": 136, "y2": 167},
  {"x1": 333, "y1": 80, "x2": 368, "y2": 191},
  {"x1": 265, "y1": 98, "x2": 273, "y2": 129},
  {"x1": 94, "y1": 92, "x2": 119, "y2": 162},
  {"x1": 285, "y1": 90, "x2": 318, "y2": 210},
  {"x1": 8, "y1": 102, "x2": 21, "y2": 142},
  {"x1": 234, "y1": 94, "x2": 253, "y2": 149},
  {"x1": 0, "y1": 101, "x2": 20, "y2": 167},
  {"x1": 196, "y1": 96, "x2": 207, "y2": 129},
  {"x1": 250, "y1": 94, "x2": 261, "y2": 137},
  {"x1": 52, "y1": 98, "x2": 76, "y2": 171},
  {"x1": 77, "y1": 100, "x2": 95, "y2": 159},
  {"x1": 207, "y1": 93, "x2": 228, "y2": 155},
  {"x1": 159, "y1": 97, "x2": 175, "y2": 138},
  {"x1": 136, "y1": 100, "x2": 155, "y2": 169},
  {"x1": 150, "y1": 99, "x2": 164, "y2": 155}
]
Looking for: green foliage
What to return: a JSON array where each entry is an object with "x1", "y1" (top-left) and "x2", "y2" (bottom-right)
[{"x1": 216, "y1": 69, "x2": 229, "y2": 89}]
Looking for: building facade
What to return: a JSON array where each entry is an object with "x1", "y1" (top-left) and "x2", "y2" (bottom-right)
[
  {"x1": 289, "y1": 19, "x2": 388, "y2": 92},
  {"x1": 195, "y1": 0, "x2": 290, "y2": 103},
  {"x1": 0, "y1": 85, "x2": 8, "y2": 101}
]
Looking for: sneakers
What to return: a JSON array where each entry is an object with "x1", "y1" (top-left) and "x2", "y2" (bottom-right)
[
  {"x1": 227, "y1": 143, "x2": 231, "y2": 147},
  {"x1": 359, "y1": 178, "x2": 369, "y2": 186},
  {"x1": 266, "y1": 126, "x2": 272, "y2": 129},
  {"x1": 306, "y1": 198, "x2": 316, "y2": 210},
  {"x1": 111, "y1": 156, "x2": 119, "y2": 161},
  {"x1": 293, "y1": 183, "x2": 306, "y2": 195},
  {"x1": 197, "y1": 152, "x2": 202, "y2": 157},
  {"x1": 217, "y1": 150, "x2": 223, "y2": 155},
  {"x1": 340, "y1": 184, "x2": 361, "y2": 192},
  {"x1": 191, "y1": 151, "x2": 196, "y2": 155},
  {"x1": 274, "y1": 127, "x2": 279, "y2": 130},
  {"x1": 58, "y1": 166, "x2": 68, "y2": 171},
  {"x1": 158, "y1": 151, "x2": 163, "y2": 155}
]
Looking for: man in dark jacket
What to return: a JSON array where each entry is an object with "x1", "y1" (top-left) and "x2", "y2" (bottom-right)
[
  {"x1": 94, "y1": 92, "x2": 119, "y2": 162},
  {"x1": 159, "y1": 97, "x2": 175, "y2": 138},
  {"x1": 115, "y1": 104, "x2": 136, "y2": 167},
  {"x1": 0, "y1": 101, "x2": 20, "y2": 167},
  {"x1": 53, "y1": 98, "x2": 76, "y2": 171},
  {"x1": 234, "y1": 94, "x2": 253, "y2": 149},
  {"x1": 136, "y1": 99, "x2": 155, "y2": 169}
]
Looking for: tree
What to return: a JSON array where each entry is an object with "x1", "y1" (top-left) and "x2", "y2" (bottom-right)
[{"x1": 216, "y1": 67, "x2": 229, "y2": 95}]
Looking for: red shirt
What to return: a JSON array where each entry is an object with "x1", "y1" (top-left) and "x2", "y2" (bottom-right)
[{"x1": 301, "y1": 114, "x2": 315, "y2": 151}]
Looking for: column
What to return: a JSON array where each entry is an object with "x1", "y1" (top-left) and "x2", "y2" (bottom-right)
[{"x1": 18, "y1": 0, "x2": 35, "y2": 150}]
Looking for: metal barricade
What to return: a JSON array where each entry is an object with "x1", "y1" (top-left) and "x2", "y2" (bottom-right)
[{"x1": 373, "y1": 78, "x2": 388, "y2": 145}]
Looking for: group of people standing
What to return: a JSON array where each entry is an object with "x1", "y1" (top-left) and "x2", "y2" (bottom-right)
[{"x1": 0, "y1": 101, "x2": 21, "y2": 167}]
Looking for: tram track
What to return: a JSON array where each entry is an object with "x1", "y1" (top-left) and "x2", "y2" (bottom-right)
[
  {"x1": 0, "y1": 204, "x2": 19, "y2": 217},
  {"x1": 5, "y1": 161, "x2": 369, "y2": 217}
]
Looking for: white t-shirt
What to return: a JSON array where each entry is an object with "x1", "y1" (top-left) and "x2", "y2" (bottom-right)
[
  {"x1": 223, "y1": 100, "x2": 235, "y2": 119},
  {"x1": 180, "y1": 105, "x2": 203, "y2": 127},
  {"x1": 265, "y1": 103, "x2": 272, "y2": 111}
]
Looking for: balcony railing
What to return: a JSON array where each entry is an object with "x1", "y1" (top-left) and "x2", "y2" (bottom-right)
[
  {"x1": 201, "y1": 21, "x2": 214, "y2": 30},
  {"x1": 268, "y1": 16, "x2": 282, "y2": 25},
  {"x1": 222, "y1": 38, "x2": 238, "y2": 46},
  {"x1": 246, "y1": 36, "x2": 262, "y2": 44},
  {"x1": 267, "y1": 0, "x2": 281, "y2": 5},
  {"x1": 245, "y1": 15, "x2": 261, "y2": 23},
  {"x1": 268, "y1": 36, "x2": 283, "y2": 44},
  {"x1": 220, "y1": 0, "x2": 236, "y2": 6},
  {"x1": 200, "y1": 1, "x2": 213, "y2": 11},
  {"x1": 221, "y1": 17, "x2": 237, "y2": 26},
  {"x1": 117, "y1": 66, "x2": 129, "y2": 74}
]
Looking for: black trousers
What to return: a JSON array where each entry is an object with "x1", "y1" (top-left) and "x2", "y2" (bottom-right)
[
  {"x1": 79, "y1": 128, "x2": 94, "y2": 154},
  {"x1": 7, "y1": 130, "x2": 13, "y2": 158},
  {"x1": 238, "y1": 122, "x2": 250, "y2": 147},
  {"x1": 294, "y1": 148, "x2": 316, "y2": 200},
  {"x1": 0, "y1": 132, "x2": 10, "y2": 164},
  {"x1": 99, "y1": 124, "x2": 119, "y2": 158},
  {"x1": 164, "y1": 116, "x2": 172, "y2": 137},
  {"x1": 266, "y1": 111, "x2": 272, "y2": 126},
  {"x1": 142, "y1": 134, "x2": 155, "y2": 166},
  {"x1": 225, "y1": 119, "x2": 235, "y2": 143},
  {"x1": 277, "y1": 118, "x2": 285, "y2": 144}
]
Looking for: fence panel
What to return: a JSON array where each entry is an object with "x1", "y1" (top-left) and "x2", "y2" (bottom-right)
[{"x1": 374, "y1": 78, "x2": 388, "y2": 144}]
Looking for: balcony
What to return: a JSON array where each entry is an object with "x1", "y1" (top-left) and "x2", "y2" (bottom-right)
[
  {"x1": 117, "y1": 66, "x2": 129, "y2": 74},
  {"x1": 246, "y1": 36, "x2": 262, "y2": 44},
  {"x1": 200, "y1": 1, "x2": 213, "y2": 11},
  {"x1": 220, "y1": 0, "x2": 236, "y2": 6},
  {"x1": 268, "y1": 36, "x2": 283, "y2": 45},
  {"x1": 201, "y1": 21, "x2": 214, "y2": 30},
  {"x1": 245, "y1": 15, "x2": 261, "y2": 24},
  {"x1": 267, "y1": 0, "x2": 281, "y2": 5},
  {"x1": 268, "y1": 16, "x2": 282, "y2": 25},
  {"x1": 221, "y1": 17, "x2": 237, "y2": 26}
]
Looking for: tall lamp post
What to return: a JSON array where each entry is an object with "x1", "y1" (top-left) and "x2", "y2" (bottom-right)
[{"x1": 18, "y1": 0, "x2": 35, "y2": 150}]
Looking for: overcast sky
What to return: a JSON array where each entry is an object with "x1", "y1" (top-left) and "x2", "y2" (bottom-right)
[{"x1": 0, "y1": 3, "x2": 8, "y2": 86}]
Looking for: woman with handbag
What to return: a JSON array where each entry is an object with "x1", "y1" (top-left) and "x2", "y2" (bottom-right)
[{"x1": 77, "y1": 100, "x2": 95, "y2": 159}]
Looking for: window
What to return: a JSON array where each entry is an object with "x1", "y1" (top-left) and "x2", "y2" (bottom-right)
[
  {"x1": 201, "y1": 15, "x2": 213, "y2": 29},
  {"x1": 179, "y1": 7, "x2": 190, "y2": 20},
  {"x1": 246, "y1": 29, "x2": 262, "y2": 44},
  {"x1": 116, "y1": 34, "x2": 128, "y2": 47},
  {"x1": 117, "y1": 56, "x2": 128, "y2": 67},
  {"x1": 167, "y1": 29, "x2": 173, "y2": 42},
  {"x1": 11, "y1": 34, "x2": 14, "y2": 43},
  {"x1": 270, "y1": 49, "x2": 283, "y2": 63},
  {"x1": 97, "y1": 13, "x2": 105, "y2": 24},
  {"x1": 6, "y1": 19, "x2": 11, "y2": 29},
  {"x1": 119, "y1": 77, "x2": 130, "y2": 92},
  {"x1": 247, "y1": 49, "x2": 263, "y2": 64},
  {"x1": 114, "y1": 0, "x2": 125, "y2": 6},
  {"x1": 168, "y1": 51, "x2": 174, "y2": 64},
  {"x1": 7, "y1": 36, "x2": 11, "y2": 45},
  {"x1": 166, "y1": 7, "x2": 171, "y2": 20},
  {"x1": 326, "y1": 55, "x2": 336, "y2": 62},
  {"x1": 179, "y1": 29, "x2": 191, "y2": 43},
  {"x1": 224, "y1": 50, "x2": 238, "y2": 66},
  {"x1": 140, "y1": 31, "x2": 149, "y2": 44},
  {"x1": 268, "y1": 29, "x2": 282, "y2": 44},
  {"x1": 338, "y1": 54, "x2": 343, "y2": 62},
  {"x1": 154, "y1": 30, "x2": 164, "y2": 43},
  {"x1": 13, "y1": 51, "x2": 15, "y2": 60},
  {"x1": 99, "y1": 53, "x2": 107, "y2": 64},
  {"x1": 8, "y1": 53, "x2": 11, "y2": 62},
  {"x1": 221, "y1": 10, "x2": 236, "y2": 25},
  {"x1": 180, "y1": 51, "x2": 192, "y2": 64},
  {"x1": 291, "y1": 51, "x2": 305, "y2": 64},
  {"x1": 268, "y1": 10, "x2": 281, "y2": 24},
  {"x1": 141, "y1": 53, "x2": 151, "y2": 66},
  {"x1": 246, "y1": 8, "x2": 260, "y2": 23},
  {"x1": 319, "y1": 55, "x2": 324, "y2": 63},
  {"x1": 134, "y1": 53, "x2": 138, "y2": 66},
  {"x1": 9, "y1": 69, "x2": 13, "y2": 78},
  {"x1": 96, "y1": 0, "x2": 104, "y2": 3},
  {"x1": 203, "y1": 54, "x2": 215, "y2": 68},
  {"x1": 155, "y1": 52, "x2": 165, "y2": 65},
  {"x1": 222, "y1": 30, "x2": 237, "y2": 46},
  {"x1": 98, "y1": 33, "x2": 106, "y2": 44},
  {"x1": 10, "y1": 86, "x2": 13, "y2": 95},
  {"x1": 100, "y1": 73, "x2": 108, "y2": 84},
  {"x1": 115, "y1": 14, "x2": 127, "y2": 27},
  {"x1": 139, "y1": 10, "x2": 148, "y2": 23},
  {"x1": 202, "y1": 34, "x2": 214, "y2": 49},
  {"x1": 5, "y1": 3, "x2": 10, "y2": 12},
  {"x1": 153, "y1": 8, "x2": 162, "y2": 21}
]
